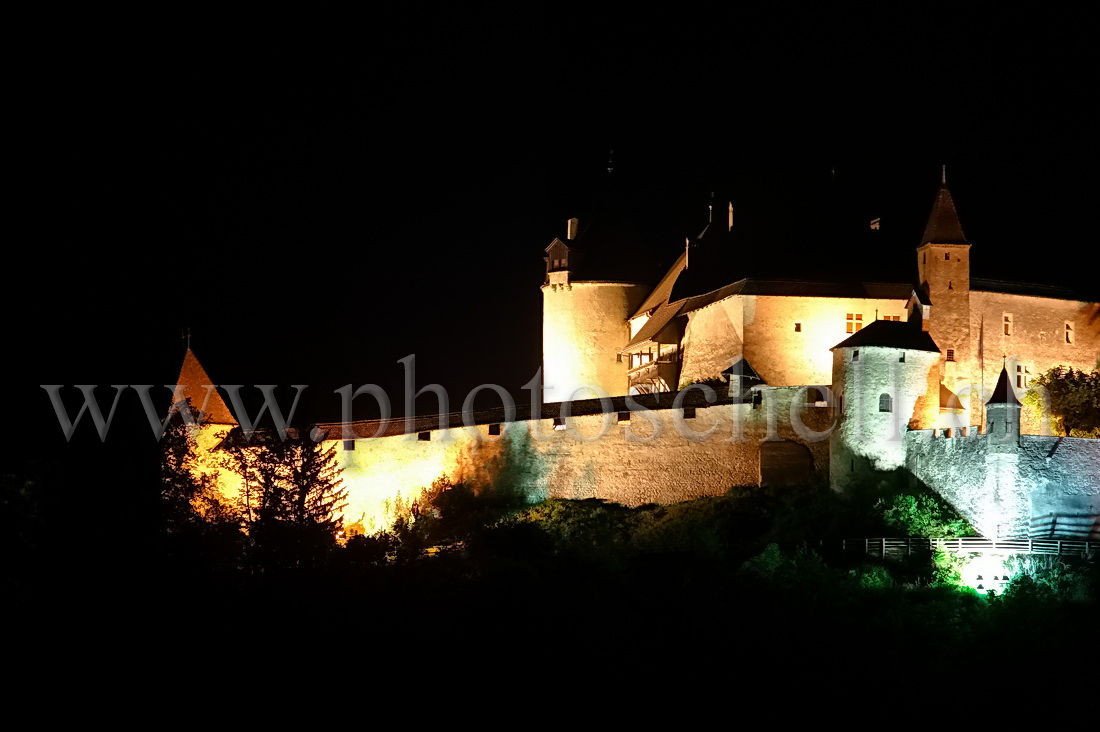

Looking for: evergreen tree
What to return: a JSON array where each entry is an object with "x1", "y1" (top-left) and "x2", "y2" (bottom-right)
[{"x1": 225, "y1": 428, "x2": 348, "y2": 572}]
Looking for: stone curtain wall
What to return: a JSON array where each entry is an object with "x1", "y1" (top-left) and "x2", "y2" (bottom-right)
[
  {"x1": 331, "y1": 387, "x2": 835, "y2": 532},
  {"x1": 905, "y1": 430, "x2": 1100, "y2": 538}
]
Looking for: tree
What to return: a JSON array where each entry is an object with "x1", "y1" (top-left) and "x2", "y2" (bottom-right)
[
  {"x1": 1025, "y1": 366, "x2": 1100, "y2": 437},
  {"x1": 224, "y1": 428, "x2": 348, "y2": 571}
]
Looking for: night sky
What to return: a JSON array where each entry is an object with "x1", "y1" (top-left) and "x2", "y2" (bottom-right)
[{"x1": 9, "y1": 10, "x2": 1096, "y2": 455}]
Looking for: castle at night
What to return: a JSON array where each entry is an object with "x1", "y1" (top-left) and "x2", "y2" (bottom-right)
[{"x1": 176, "y1": 177, "x2": 1100, "y2": 539}]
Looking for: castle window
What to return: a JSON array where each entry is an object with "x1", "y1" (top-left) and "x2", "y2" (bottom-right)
[
  {"x1": 899, "y1": 352, "x2": 906, "y2": 363},
  {"x1": 852, "y1": 349, "x2": 859, "y2": 362},
  {"x1": 617, "y1": 411, "x2": 630, "y2": 424},
  {"x1": 794, "y1": 322, "x2": 802, "y2": 332},
  {"x1": 944, "y1": 253, "x2": 950, "y2": 261},
  {"x1": 418, "y1": 431, "x2": 431, "y2": 441},
  {"x1": 946, "y1": 349, "x2": 955, "y2": 362},
  {"x1": 488, "y1": 423, "x2": 501, "y2": 436},
  {"x1": 1065, "y1": 322, "x2": 1074, "y2": 344},
  {"x1": 846, "y1": 313, "x2": 863, "y2": 333},
  {"x1": 1003, "y1": 314, "x2": 1013, "y2": 336},
  {"x1": 552, "y1": 417, "x2": 566, "y2": 430},
  {"x1": 342, "y1": 440, "x2": 355, "y2": 451},
  {"x1": 883, "y1": 315, "x2": 900, "y2": 321},
  {"x1": 752, "y1": 391, "x2": 763, "y2": 409},
  {"x1": 683, "y1": 407, "x2": 696, "y2": 419},
  {"x1": 1016, "y1": 364, "x2": 1030, "y2": 389},
  {"x1": 879, "y1": 394, "x2": 892, "y2": 413}
]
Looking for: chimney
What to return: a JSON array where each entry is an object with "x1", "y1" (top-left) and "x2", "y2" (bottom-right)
[{"x1": 567, "y1": 217, "x2": 579, "y2": 240}]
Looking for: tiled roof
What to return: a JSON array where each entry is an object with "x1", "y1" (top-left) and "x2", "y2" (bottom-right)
[
  {"x1": 173, "y1": 349, "x2": 238, "y2": 425},
  {"x1": 832, "y1": 319, "x2": 940, "y2": 352},
  {"x1": 920, "y1": 184, "x2": 969, "y2": 245},
  {"x1": 987, "y1": 366, "x2": 1022, "y2": 406}
]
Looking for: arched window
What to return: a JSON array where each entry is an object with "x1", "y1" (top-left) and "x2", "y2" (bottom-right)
[{"x1": 879, "y1": 393, "x2": 892, "y2": 413}]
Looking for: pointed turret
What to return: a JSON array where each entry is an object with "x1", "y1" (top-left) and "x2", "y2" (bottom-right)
[
  {"x1": 172, "y1": 348, "x2": 237, "y2": 425},
  {"x1": 986, "y1": 364, "x2": 1022, "y2": 406},
  {"x1": 920, "y1": 182, "x2": 969, "y2": 246},
  {"x1": 985, "y1": 364, "x2": 1021, "y2": 445}
]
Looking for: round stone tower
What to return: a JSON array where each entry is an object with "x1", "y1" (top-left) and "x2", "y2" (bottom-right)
[
  {"x1": 829, "y1": 320, "x2": 941, "y2": 492},
  {"x1": 542, "y1": 219, "x2": 642, "y2": 402}
]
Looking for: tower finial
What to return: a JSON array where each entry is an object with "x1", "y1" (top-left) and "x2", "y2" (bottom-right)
[{"x1": 942, "y1": 164, "x2": 947, "y2": 185}]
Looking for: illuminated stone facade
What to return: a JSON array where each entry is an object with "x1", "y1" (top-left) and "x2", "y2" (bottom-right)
[{"x1": 179, "y1": 180, "x2": 1100, "y2": 539}]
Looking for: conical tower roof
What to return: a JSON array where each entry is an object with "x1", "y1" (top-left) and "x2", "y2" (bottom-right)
[
  {"x1": 172, "y1": 348, "x2": 237, "y2": 424},
  {"x1": 920, "y1": 184, "x2": 969, "y2": 246},
  {"x1": 986, "y1": 364, "x2": 1021, "y2": 406}
]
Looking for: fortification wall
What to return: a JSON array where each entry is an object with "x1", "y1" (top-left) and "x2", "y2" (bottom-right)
[
  {"x1": 905, "y1": 430, "x2": 1100, "y2": 538},
  {"x1": 329, "y1": 387, "x2": 836, "y2": 532}
]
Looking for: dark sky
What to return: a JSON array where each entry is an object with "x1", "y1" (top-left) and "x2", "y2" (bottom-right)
[{"x1": 9, "y1": 10, "x2": 1097, "y2": 453}]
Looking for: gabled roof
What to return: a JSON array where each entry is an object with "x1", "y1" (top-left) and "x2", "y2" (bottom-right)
[
  {"x1": 623, "y1": 300, "x2": 684, "y2": 351},
  {"x1": 986, "y1": 365, "x2": 1022, "y2": 406},
  {"x1": 631, "y1": 251, "x2": 686, "y2": 319},
  {"x1": 831, "y1": 319, "x2": 940, "y2": 352},
  {"x1": 920, "y1": 184, "x2": 969, "y2": 246},
  {"x1": 173, "y1": 348, "x2": 238, "y2": 425}
]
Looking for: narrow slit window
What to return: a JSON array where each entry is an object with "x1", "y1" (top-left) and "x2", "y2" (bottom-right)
[
  {"x1": 852, "y1": 349, "x2": 859, "y2": 362},
  {"x1": 899, "y1": 352, "x2": 906, "y2": 363},
  {"x1": 944, "y1": 252, "x2": 950, "y2": 261},
  {"x1": 1003, "y1": 314, "x2": 1013, "y2": 336},
  {"x1": 1065, "y1": 322, "x2": 1074, "y2": 344}
]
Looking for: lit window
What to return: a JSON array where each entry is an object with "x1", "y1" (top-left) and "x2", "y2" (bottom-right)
[
  {"x1": 418, "y1": 431, "x2": 431, "y2": 441},
  {"x1": 946, "y1": 349, "x2": 955, "y2": 362},
  {"x1": 794, "y1": 322, "x2": 802, "y2": 332},
  {"x1": 846, "y1": 313, "x2": 863, "y2": 333},
  {"x1": 1065, "y1": 322, "x2": 1074, "y2": 344},
  {"x1": 879, "y1": 394, "x2": 892, "y2": 412},
  {"x1": 883, "y1": 315, "x2": 900, "y2": 321},
  {"x1": 1003, "y1": 314, "x2": 1013, "y2": 336}
]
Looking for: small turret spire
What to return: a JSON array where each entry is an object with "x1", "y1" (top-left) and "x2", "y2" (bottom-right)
[
  {"x1": 942, "y1": 164, "x2": 946, "y2": 185},
  {"x1": 920, "y1": 177, "x2": 969, "y2": 246}
]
